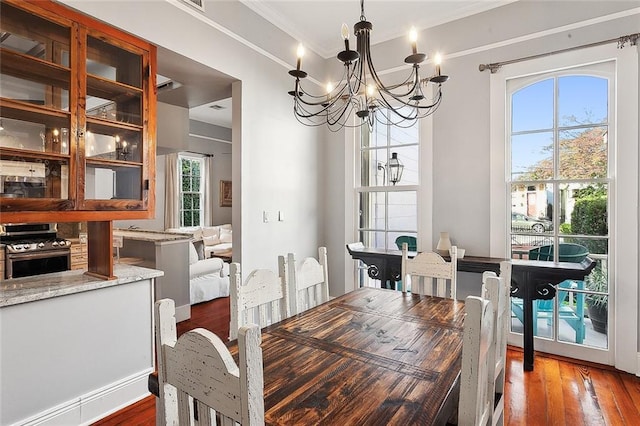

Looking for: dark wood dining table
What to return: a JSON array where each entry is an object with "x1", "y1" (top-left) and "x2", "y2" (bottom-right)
[
  {"x1": 228, "y1": 286, "x2": 466, "y2": 425},
  {"x1": 346, "y1": 245, "x2": 597, "y2": 371}
]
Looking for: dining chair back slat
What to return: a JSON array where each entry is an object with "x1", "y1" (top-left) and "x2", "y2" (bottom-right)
[
  {"x1": 401, "y1": 243, "x2": 458, "y2": 299},
  {"x1": 155, "y1": 298, "x2": 264, "y2": 425},
  {"x1": 279, "y1": 247, "x2": 330, "y2": 315},
  {"x1": 481, "y1": 261, "x2": 511, "y2": 426},
  {"x1": 230, "y1": 263, "x2": 289, "y2": 340},
  {"x1": 458, "y1": 295, "x2": 495, "y2": 426}
]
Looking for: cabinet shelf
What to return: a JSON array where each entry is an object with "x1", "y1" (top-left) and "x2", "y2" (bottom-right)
[
  {"x1": 86, "y1": 116, "x2": 142, "y2": 134},
  {"x1": 0, "y1": 48, "x2": 71, "y2": 91},
  {"x1": 87, "y1": 74, "x2": 142, "y2": 104},
  {"x1": 0, "y1": 98, "x2": 70, "y2": 127},
  {"x1": 86, "y1": 157, "x2": 142, "y2": 168},
  {"x1": 0, "y1": 147, "x2": 70, "y2": 162}
]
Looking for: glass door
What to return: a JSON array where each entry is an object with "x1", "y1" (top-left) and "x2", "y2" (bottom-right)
[
  {"x1": 506, "y1": 62, "x2": 614, "y2": 365},
  {"x1": 80, "y1": 29, "x2": 148, "y2": 209},
  {"x1": 0, "y1": 1, "x2": 74, "y2": 210}
]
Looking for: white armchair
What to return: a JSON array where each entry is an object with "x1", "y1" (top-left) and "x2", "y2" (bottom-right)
[{"x1": 188, "y1": 241, "x2": 230, "y2": 304}]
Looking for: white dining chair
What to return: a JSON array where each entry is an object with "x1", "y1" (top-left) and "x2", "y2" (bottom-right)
[
  {"x1": 482, "y1": 262, "x2": 511, "y2": 426},
  {"x1": 229, "y1": 262, "x2": 290, "y2": 340},
  {"x1": 458, "y1": 295, "x2": 495, "y2": 426},
  {"x1": 279, "y1": 247, "x2": 330, "y2": 316},
  {"x1": 401, "y1": 242, "x2": 458, "y2": 298},
  {"x1": 155, "y1": 298, "x2": 264, "y2": 425}
]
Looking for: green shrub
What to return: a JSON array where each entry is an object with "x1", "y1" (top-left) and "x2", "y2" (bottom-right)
[
  {"x1": 571, "y1": 195, "x2": 607, "y2": 253},
  {"x1": 559, "y1": 223, "x2": 572, "y2": 234}
]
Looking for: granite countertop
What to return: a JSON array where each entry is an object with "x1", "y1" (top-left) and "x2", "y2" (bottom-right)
[
  {"x1": 113, "y1": 228, "x2": 193, "y2": 242},
  {"x1": 0, "y1": 264, "x2": 164, "y2": 307}
]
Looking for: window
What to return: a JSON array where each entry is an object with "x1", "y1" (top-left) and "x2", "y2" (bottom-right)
[
  {"x1": 507, "y1": 64, "x2": 612, "y2": 348},
  {"x1": 356, "y1": 114, "x2": 419, "y2": 285},
  {"x1": 179, "y1": 154, "x2": 204, "y2": 227}
]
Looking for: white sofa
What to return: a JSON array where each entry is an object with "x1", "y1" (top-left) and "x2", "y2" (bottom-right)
[
  {"x1": 201, "y1": 224, "x2": 232, "y2": 258},
  {"x1": 167, "y1": 224, "x2": 232, "y2": 259},
  {"x1": 188, "y1": 240, "x2": 230, "y2": 304}
]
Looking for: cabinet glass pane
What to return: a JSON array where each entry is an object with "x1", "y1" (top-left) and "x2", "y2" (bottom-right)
[
  {"x1": 0, "y1": 73, "x2": 70, "y2": 112},
  {"x1": 0, "y1": 116, "x2": 70, "y2": 155},
  {"x1": 85, "y1": 163, "x2": 141, "y2": 200},
  {"x1": 85, "y1": 124, "x2": 141, "y2": 162},
  {"x1": 0, "y1": 2, "x2": 70, "y2": 67},
  {"x1": 0, "y1": 3, "x2": 71, "y2": 112},
  {"x1": 0, "y1": 157, "x2": 69, "y2": 199},
  {"x1": 86, "y1": 95, "x2": 141, "y2": 126},
  {"x1": 87, "y1": 35, "x2": 141, "y2": 88}
]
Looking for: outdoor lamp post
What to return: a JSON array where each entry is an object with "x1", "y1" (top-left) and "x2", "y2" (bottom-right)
[{"x1": 388, "y1": 152, "x2": 404, "y2": 185}]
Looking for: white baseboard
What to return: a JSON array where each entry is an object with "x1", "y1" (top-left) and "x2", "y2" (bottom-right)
[
  {"x1": 175, "y1": 303, "x2": 191, "y2": 322},
  {"x1": 17, "y1": 369, "x2": 153, "y2": 426},
  {"x1": 636, "y1": 352, "x2": 640, "y2": 377}
]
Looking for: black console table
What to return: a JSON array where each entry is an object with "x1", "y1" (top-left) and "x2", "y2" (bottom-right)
[
  {"x1": 510, "y1": 257, "x2": 596, "y2": 370},
  {"x1": 346, "y1": 245, "x2": 596, "y2": 371},
  {"x1": 345, "y1": 246, "x2": 501, "y2": 288}
]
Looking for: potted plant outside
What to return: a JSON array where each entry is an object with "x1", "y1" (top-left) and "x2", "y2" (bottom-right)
[{"x1": 585, "y1": 265, "x2": 608, "y2": 335}]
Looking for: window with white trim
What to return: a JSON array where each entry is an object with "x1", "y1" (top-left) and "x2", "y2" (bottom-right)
[
  {"x1": 356, "y1": 114, "x2": 419, "y2": 285},
  {"x1": 179, "y1": 154, "x2": 204, "y2": 227}
]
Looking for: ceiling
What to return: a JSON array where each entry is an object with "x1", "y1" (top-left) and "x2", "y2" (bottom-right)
[
  {"x1": 242, "y1": 0, "x2": 516, "y2": 59},
  {"x1": 158, "y1": 0, "x2": 515, "y2": 129}
]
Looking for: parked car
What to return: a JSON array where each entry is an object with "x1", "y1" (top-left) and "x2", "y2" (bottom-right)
[{"x1": 511, "y1": 212, "x2": 553, "y2": 233}]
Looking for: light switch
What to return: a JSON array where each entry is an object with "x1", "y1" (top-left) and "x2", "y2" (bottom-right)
[
  {"x1": 263, "y1": 211, "x2": 269, "y2": 223},
  {"x1": 278, "y1": 210, "x2": 284, "y2": 222}
]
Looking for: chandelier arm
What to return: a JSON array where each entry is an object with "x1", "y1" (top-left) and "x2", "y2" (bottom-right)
[
  {"x1": 327, "y1": 100, "x2": 356, "y2": 127},
  {"x1": 376, "y1": 82, "x2": 443, "y2": 111},
  {"x1": 350, "y1": 55, "x2": 365, "y2": 97},
  {"x1": 375, "y1": 109, "x2": 416, "y2": 127},
  {"x1": 295, "y1": 82, "x2": 350, "y2": 109},
  {"x1": 292, "y1": 82, "x2": 358, "y2": 123},
  {"x1": 364, "y1": 47, "x2": 420, "y2": 98},
  {"x1": 375, "y1": 97, "x2": 420, "y2": 121}
]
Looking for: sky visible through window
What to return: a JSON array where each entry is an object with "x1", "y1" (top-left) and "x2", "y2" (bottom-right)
[{"x1": 511, "y1": 75, "x2": 608, "y2": 179}]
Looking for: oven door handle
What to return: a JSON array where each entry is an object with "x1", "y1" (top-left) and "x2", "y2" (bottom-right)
[{"x1": 6, "y1": 250, "x2": 71, "y2": 261}]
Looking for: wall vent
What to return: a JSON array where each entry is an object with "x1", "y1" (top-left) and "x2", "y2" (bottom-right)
[
  {"x1": 180, "y1": 0, "x2": 204, "y2": 12},
  {"x1": 157, "y1": 80, "x2": 183, "y2": 92}
]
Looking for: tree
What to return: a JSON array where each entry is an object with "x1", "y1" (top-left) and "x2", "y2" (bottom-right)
[{"x1": 517, "y1": 126, "x2": 607, "y2": 181}]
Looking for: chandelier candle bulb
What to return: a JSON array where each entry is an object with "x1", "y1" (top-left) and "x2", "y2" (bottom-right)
[
  {"x1": 367, "y1": 84, "x2": 375, "y2": 97},
  {"x1": 342, "y1": 23, "x2": 350, "y2": 51},
  {"x1": 410, "y1": 27, "x2": 418, "y2": 55},
  {"x1": 435, "y1": 53, "x2": 442, "y2": 76},
  {"x1": 296, "y1": 44, "x2": 304, "y2": 71}
]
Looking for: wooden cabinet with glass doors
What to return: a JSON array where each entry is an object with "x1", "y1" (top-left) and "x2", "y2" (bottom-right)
[{"x1": 0, "y1": 0, "x2": 156, "y2": 223}]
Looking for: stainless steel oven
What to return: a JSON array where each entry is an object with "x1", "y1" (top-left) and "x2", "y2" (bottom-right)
[{"x1": 1, "y1": 223, "x2": 71, "y2": 279}]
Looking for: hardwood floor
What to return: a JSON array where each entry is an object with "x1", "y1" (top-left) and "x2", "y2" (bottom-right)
[{"x1": 93, "y1": 297, "x2": 640, "y2": 425}]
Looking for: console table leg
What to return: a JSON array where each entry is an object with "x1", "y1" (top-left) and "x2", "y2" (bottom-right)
[{"x1": 524, "y1": 294, "x2": 534, "y2": 371}]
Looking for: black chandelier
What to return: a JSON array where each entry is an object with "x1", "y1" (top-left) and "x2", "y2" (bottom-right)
[{"x1": 288, "y1": 0, "x2": 449, "y2": 131}]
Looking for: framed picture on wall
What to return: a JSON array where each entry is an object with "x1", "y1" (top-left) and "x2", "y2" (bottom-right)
[{"x1": 220, "y1": 180, "x2": 232, "y2": 207}]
